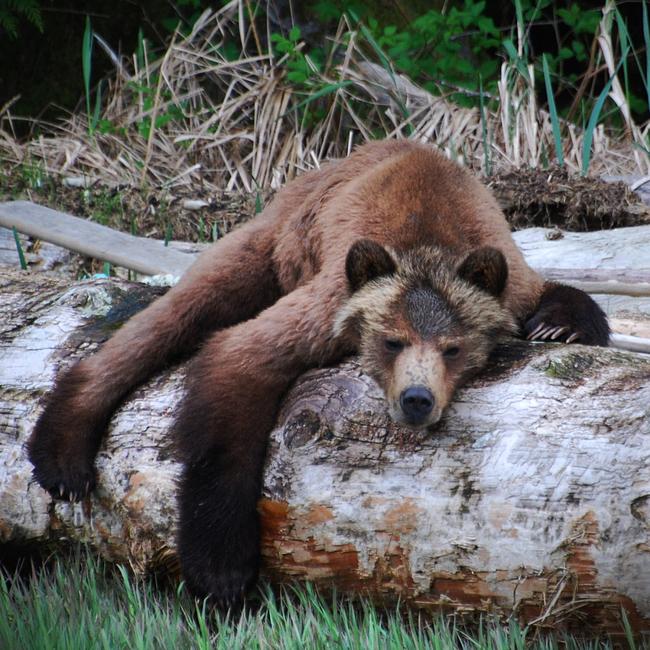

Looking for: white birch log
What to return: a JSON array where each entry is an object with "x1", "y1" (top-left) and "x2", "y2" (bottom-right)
[
  {"x1": 1, "y1": 271, "x2": 649, "y2": 634},
  {"x1": 515, "y1": 225, "x2": 650, "y2": 318}
]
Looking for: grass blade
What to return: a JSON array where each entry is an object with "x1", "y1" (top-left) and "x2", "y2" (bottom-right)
[
  {"x1": 12, "y1": 226, "x2": 27, "y2": 270},
  {"x1": 82, "y1": 16, "x2": 93, "y2": 124},
  {"x1": 621, "y1": 608, "x2": 637, "y2": 650},
  {"x1": 615, "y1": 8, "x2": 632, "y2": 112},
  {"x1": 503, "y1": 38, "x2": 530, "y2": 83},
  {"x1": 284, "y1": 80, "x2": 355, "y2": 117},
  {"x1": 348, "y1": 9, "x2": 393, "y2": 82},
  {"x1": 479, "y1": 76, "x2": 491, "y2": 176},
  {"x1": 542, "y1": 54, "x2": 564, "y2": 166},
  {"x1": 346, "y1": 9, "x2": 413, "y2": 134},
  {"x1": 582, "y1": 48, "x2": 628, "y2": 175},
  {"x1": 91, "y1": 80, "x2": 103, "y2": 133},
  {"x1": 136, "y1": 28, "x2": 146, "y2": 71},
  {"x1": 641, "y1": 2, "x2": 650, "y2": 106},
  {"x1": 513, "y1": 0, "x2": 525, "y2": 55}
]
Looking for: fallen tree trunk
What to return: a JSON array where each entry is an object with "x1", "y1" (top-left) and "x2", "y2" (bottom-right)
[{"x1": 1, "y1": 271, "x2": 649, "y2": 635}]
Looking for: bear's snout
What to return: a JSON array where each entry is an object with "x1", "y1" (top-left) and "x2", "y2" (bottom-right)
[{"x1": 399, "y1": 386, "x2": 434, "y2": 425}]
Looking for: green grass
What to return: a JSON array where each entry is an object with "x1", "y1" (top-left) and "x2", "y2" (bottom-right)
[
  {"x1": 542, "y1": 53, "x2": 564, "y2": 168},
  {"x1": 11, "y1": 226, "x2": 27, "y2": 270},
  {"x1": 0, "y1": 549, "x2": 637, "y2": 650}
]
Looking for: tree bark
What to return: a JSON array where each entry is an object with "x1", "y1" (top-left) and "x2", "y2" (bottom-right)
[{"x1": 1, "y1": 270, "x2": 649, "y2": 635}]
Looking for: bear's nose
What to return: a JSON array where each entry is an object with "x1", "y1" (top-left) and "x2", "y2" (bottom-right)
[{"x1": 400, "y1": 386, "x2": 434, "y2": 424}]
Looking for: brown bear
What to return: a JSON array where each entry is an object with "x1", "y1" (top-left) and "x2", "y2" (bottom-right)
[{"x1": 28, "y1": 139, "x2": 609, "y2": 607}]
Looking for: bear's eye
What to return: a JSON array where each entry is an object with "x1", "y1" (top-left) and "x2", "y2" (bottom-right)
[
  {"x1": 384, "y1": 339, "x2": 405, "y2": 353},
  {"x1": 443, "y1": 346, "x2": 460, "y2": 359}
]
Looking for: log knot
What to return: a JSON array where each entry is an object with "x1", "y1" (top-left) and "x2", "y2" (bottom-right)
[{"x1": 283, "y1": 409, "x2": 325, "y2": 448}]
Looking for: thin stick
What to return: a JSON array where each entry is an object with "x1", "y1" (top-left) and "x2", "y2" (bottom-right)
[
  {"x1": 537, "y1": 268, "x2": 650, "y2": 297},
  {"x1": 610, "y1": 333, "x2": 650, "y2": 354}
]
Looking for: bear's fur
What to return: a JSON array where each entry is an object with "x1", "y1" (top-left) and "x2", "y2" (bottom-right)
[{"x1": 28, "y1": 139, "x2": 609, "y2": 606}]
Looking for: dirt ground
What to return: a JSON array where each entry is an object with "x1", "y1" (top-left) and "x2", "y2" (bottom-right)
[
  {"x1": 488, "y1": 167, "x2": 650, "y2": 231},
  {"x1": 2, "y1": 165, "x2": 648, "y2": 242}
]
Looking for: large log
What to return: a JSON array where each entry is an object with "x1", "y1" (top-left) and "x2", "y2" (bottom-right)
[{"x1": 1, "y1": 270, "x2": 649, "y2": 635}]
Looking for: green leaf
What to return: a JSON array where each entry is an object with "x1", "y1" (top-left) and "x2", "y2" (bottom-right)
[
  {"x1": 0, "y1": 0, "x2": 42, "y2": 38},
  {"x1": 313, "y1": 1, "x2": 340, "y2": 22},
  {"x1": 273, "y1": 39, "x2": 293, "y2": 54},
  {"x1": 575, "y1": 10, "x2": 600, "y2": 34},
  {"x1": 582, "y1": 48, "x2": 629, "y2": 175},
  {"x1": 479, "y1": 76, "x2": 491, "y2": 176},
  {"x1": 0, "y1": 12, "x2": 18, "y2": 39},
  {"x1": 513, "y1": 0, "x2": 524, "y2": 36},
  {"x1": 161, "y1": 17, "x2": 180, "y2": 33},
  {"x1": 136, "y1": 28, "x2": 146, "y2": 70},
  {"x1": 571, "y1": 40, "x2": 586, "y2": 61},
  {"x1": 82, "y1": 16, "x2": 93, "y2": 120},
  {"x1": 356, "y1": 19, "x2": 394, "y2": 80},
  {"x1": 284, "y1": 80, "x2": 355, "y2": 116},
  {"x1": 289, "y1": 25, "x2": 301, "y2": 42},
  {"x1": 641, "y1": 2, "x2": 650, "y2": 106},
  {"x1": 477, "y1": 16, "x2": 498, "y2": 36},
  {"x1": 287, "y1": 70, "x2": 308, "y2": 84},
  {"x1": 543, "y1": 54, "x2": 564, "y2": 166},
  {"x1": 12, "y1": 227, "x2": 27, "y2": 270},
  {"x1": 503, "y1": 38, "x2": 530, "y2": 82},
  {"x1": 557, "y1": 7, "x2": 576, "y2": 26},
  {"x1": 97, "y1": 119, "x2": 115, "y2": 135},
  {"x1": 90, "y1": 80, "x2": 103, "y2": 133}
]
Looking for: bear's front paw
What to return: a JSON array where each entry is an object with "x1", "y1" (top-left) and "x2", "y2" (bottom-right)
[
  {"x1": 28, "y1": 406, "x2": 99, "y2": 502},
  {"x1": 28, "y1": 432, "x2": 97, "y2": 501},
  {"x1": 525, "y1": 283, "x2": 609, "y2": 346},
  {"x1": 28, "y1": 363, "x2": 105, "y2": 501}
]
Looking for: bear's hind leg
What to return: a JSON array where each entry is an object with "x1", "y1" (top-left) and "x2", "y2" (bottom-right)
[
  {"x1": 524, "y1": 282, "x2": 609, "y2": 346},
  {"x1": 29, "y1": 217, "x2": 283, "y2": 501},
  {"x1": 174, "y1": 277, "x2": 347, "y2": 607}
]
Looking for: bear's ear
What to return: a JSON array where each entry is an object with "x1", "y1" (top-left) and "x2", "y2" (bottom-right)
[
  {"x1": 345, "y1": 239, "x2": 397, "y2": 292},
  {"x1": 457, "y1": 247, "x2": 508, "y2": 297}
]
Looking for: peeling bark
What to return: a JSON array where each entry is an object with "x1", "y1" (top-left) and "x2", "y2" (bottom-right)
[{"x1": 1, "y1": 270, "x2": 649, "y2": 635}]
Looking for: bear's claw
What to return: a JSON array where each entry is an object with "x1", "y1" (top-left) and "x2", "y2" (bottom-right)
[
  {"x1": 525, "y1": 283, "x2": 609, "y2": 347},
  {"x1": 31, "y1": 462, "x2": 96, "y2": 502},
  {"x1": 29, "y1": 436, "x2": 97, "y2": 502},
  {"x1": 526, "y1": 323, "x2": 572, "y2": 342}
]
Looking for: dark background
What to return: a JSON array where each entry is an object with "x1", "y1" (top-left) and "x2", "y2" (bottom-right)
[{"x1": 1, "y1": 1, "x2": 647, "y2": 134}]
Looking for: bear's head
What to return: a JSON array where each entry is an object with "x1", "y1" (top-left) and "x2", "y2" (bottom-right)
[{"x1": 334, "y1": 240, "x2": 517, "y2": 429}]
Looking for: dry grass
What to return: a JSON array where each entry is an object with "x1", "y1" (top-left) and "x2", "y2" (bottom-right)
[{"x1": 0, "y1": 1, "x2": 648, "y2": 194}]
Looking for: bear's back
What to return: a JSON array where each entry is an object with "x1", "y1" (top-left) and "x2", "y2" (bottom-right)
[{"x1": 270, "y1": 140, "x2": 543, "y2": 317}]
